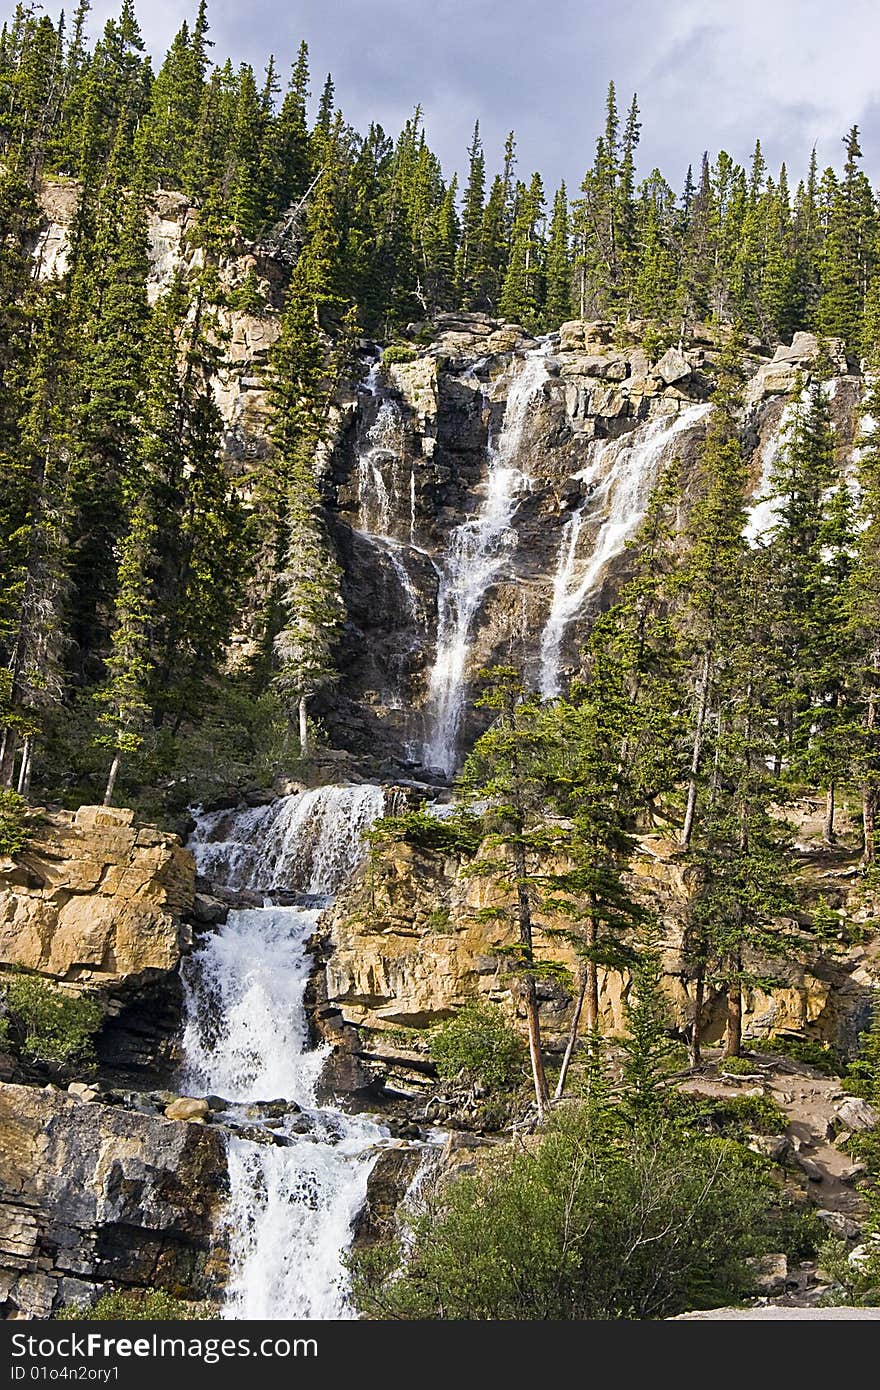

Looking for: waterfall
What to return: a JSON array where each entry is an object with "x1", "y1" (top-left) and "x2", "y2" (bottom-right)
[
  {"x1": 538, "y1": 402, "x2": 712, "y2": 699},
  {"x1": 182, "y1": 784, "x2": 390, "y2": 1320},
  {"x1": 423, "y1": 347, "x2": 550, "y2": 773},
  {"x1": 744, "y1": 382, "x2": 816, "y2": 546},
  {"x1": 188, "y1": 783, "x2": 386, "y2": 895},
  {"x1": 356, "y1": 366, "x2": 408, "y2": 539}
]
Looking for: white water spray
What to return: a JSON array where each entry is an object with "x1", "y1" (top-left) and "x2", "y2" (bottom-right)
[
  {"x1": 182, "y1": 785, "x2": 390, "y2": 1320},
  {"x1": 423, "y1": 347, "x2": 550, "y2": 772},
  {"x1": 538, "y1": 403, "x2": 712, "y2": 699}
]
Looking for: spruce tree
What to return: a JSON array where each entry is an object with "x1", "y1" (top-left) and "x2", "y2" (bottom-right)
[
  {"x1": 543, "y1": 183, "x2": 572, "y2": 328},
  {"x1": 454, "y1": 121, "x2": 485, "y2": 308},
  {"x1": 458, "y1": 668, "x2": 557, "y2": 1118},
  {"x1": 818, "y1": 128, "x2": 878, "y2": 351}
]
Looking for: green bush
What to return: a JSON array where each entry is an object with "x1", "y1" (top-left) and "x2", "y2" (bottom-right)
[
  {"x1": 0, "y1": 789, "x2": 29, "y2": 856},
  {"x1": 56, "y1": 1289, "x2": 212, "y2": 1320},
  {"x1": 719, "y1": 1055, "x2": 763, "y2": 1076},
  {"x1": 368, "y1": 808, "x2": 483, "y2": 858},
  {"x1": 349, "y1": 1104, "x2": 780, "y2": 1320},
  {"x1": 430, "y1": 1001, "x2": 527, "y2": 1090},
  {"x1": 382, "y1": 343, "x2": 418, "y2": 366},
  {"x1": 2, "y1": 973, "x2": 103, "y2": 1066},
  {"x1": 700, "y1": 1092, "x2": 788, "y2": 1138},
  {"x1": 819, "y1": 1237, "x2": 880, "y2": 1306},
  {"x1": 426, "y1": 906, "x2": 452, "y2": 933},
  {"x1": 754, "y1": 1035, "x2": 843, "y2": 1075},
  {"x1": 225, "y1": 269, "x2": 268, "y2": 313}
]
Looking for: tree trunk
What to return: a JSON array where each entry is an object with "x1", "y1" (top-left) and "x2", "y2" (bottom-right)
[
  {"x1": 103, "y1": 751, "x2": 122, "y2": 807},
  {"x1": 553, "y1": 961, "x2": 588, "y2": 1101},
  {"x1": 0, "y1": 727, "x2": 17, "y2": 788},
  {"x1": 724, "y1": 956, "x2": 742, "y2": 1058},
  {"x1": 681, "y1": 648, "x2": 711, "y2": 851},
  {"x1": 298, "y1": 696, "x2": 309, "y2": 758},
  {"x1": 688, "y1": 967, "x2": 705, "y2": 1068},
  {"x1": 523, "y1": 977, "x2": 548, "y2": 1121},
  {"x1": 583, "y1": 912, "x2": 599, "y2": 1048},
  {"x1": 823, "y1": 782, "x2": 836, "y2": 846},
  {"x1": 16, "y1": 737, "x2": 32, "y2": 799},
  {"x1": 864, "y1": 668, "x2": 878, "y2": 865},
  {"x1": 513, "y1": 838, "x2": 549, "y2": 1120}
]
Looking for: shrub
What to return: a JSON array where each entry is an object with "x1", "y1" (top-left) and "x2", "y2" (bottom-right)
[
  {"x1": 225, "y1": 269, "x2": 268, "y2": 313},
  {"x1": 2, "y1": 973, "x2": 103, "y2": 1066},
  {"x1": 56, "y1": 1289, "x2": 212, "y2": 1320},
  {"x1": 430, "y1": 1001, "x2": 527, "y2": 1090},
  {"x1": 368, "y1": 808, "x2": 483, "y2": 859},
  {"x1": 719, "y1": 1055, "x2": 763, "y2": 1076},
  {"x1": 701, "y1": 1092, "x2": 788, "y2": 1138},
  {"x1": 349, "y1": 1103, "x2": 780, "y2": 1320},
  {"x1": 382, "y1": 343, "x2": 418, "y2": 366},
  {"x1": 0, "y1": 789, "x2": 29, "y2": 856},
  {"x1": 818, "y1": 1237, "x2": 880, "y2": 1307},
  {"x1": 754, "y1": 1035, "x2": 843, "y2": 1075}
]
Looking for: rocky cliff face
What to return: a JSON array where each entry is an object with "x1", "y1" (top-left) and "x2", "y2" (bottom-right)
[
  {"x1": 31, "y1": 184, "x2": 865, "y2": 779},
  {"x1": 0, "y1": 1083, "x2": 226, "y2": 1319},
  {"x1": 321, "y1": 317, "x2": 862, "y2": 770},
  {"x1": 0, "y1": 804, "x2": 194, "y2": 1080},
  {"x1": 323, "y1": 808, "x2": 878, "y2": 1079}
]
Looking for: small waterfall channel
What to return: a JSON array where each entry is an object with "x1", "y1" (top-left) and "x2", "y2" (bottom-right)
[
  {"x1": 423, "y1": 345, "x2": 551, "y2": 773},
  {"x1": 538, "y1": 402, "x2": 713, "y2": 698},
  {"x1": 182, "y1": 784, "x2": 396, "y2": 1319}
]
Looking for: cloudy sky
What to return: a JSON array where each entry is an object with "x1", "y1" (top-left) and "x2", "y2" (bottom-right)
[{"x1": 84, "y1": 0, "x2": 880, "y2": 192}]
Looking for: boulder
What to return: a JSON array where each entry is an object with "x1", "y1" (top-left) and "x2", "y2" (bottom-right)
[
  {"x1": 816, "y1": 1209, "x2": 863, "y2": 1240},
  {"x1": 797, "y1": 1155, "x2": 825, "y2": 1182},
  {"x1": 772, "y1": 331, "x2": 820, "y2": 365},
  {"x1": 747, "y1": 1133, "x2": 790, "y2": 1162},
  {"x1": 66, "y1": 1083, "x2": 98, "y2": 1103},
  {"x1": 747, "y1": 1253, "x2": 788, "y2": 1295},
  {"x1": 164, "y1": 1097, "x2": 211, "y2": 1123},
  {"x1": 655, "y1": 347, "x2": 692, "y2": 385},
  {"x1": 836, "y1": 1096, "x2": 879, "y2": 1132}
]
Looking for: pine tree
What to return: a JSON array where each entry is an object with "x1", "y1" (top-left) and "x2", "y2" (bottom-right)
[
  {"x1": 846, "y1": 354, "x2": 880, "y2": 862},
  {"x1": 541, "y1": 686, "x2": 645, "y2": 1097},
  {"x1": 498, "y1": 172, "x2": 544, "y2": 331},
  {"x1": 97, "y1": 495, "x2": 156, "y2": 804},
  {"x1": 818, "y1": 128, "x2": 878, "y2": 351},
  {"x1": 543, "y1": 182, "x2": 572, "y2": 328},
  {"x1": 275, "y1": 41, "x2": 312, "y2": 211},
  {"x1": 272, "y1": 444, "x2": 345, "y2": 755},
  {"x1": 459, "y1": 667, "x2": 558, "y2": 1118},
  {"x1": 454, "y1": 121, "x2": 485, "y2": 308},
  {"x1": 677, "y1": 336, "x2": 749, "y2": 851}
]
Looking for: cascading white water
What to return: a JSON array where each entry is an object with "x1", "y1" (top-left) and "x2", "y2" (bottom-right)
[
  {"x1": 538, "y1": 402, "x2": 713, "y2": 699},
  {"x1": 743, "y1": 381, "x2": 821, "y2": 545},
  {"x1": 356, "y1": 367, "x2": 408, "y2": 538},
  {"x1": 423, "y1": 347, "x2": 550, "y2": 773},
  {"x1": 188, "y1": 783, "x2": 386, "y2": 895},
  {"x1": 182, "y1": 784, "x2": 390, "y2": 1320}
]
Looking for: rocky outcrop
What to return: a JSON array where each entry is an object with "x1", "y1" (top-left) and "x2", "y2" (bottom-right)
[
  {"x1": 322, "y1": 314, "x2": 865, "y2": 765},
  {"x1": 0, "y1": 806, "x2": 195, "y2": 1078},
  {"x1": 32, "y1": 180, "x2": 283, "y2": 471},
  {"x1": 324, "y1": 825, "x2": 877, "y2": 1070},
  {"x1": 0, "y1": 1083, "x2": 226, "y2": 1318},
  {"x1": 0, "y1": 806, "x2": 193, "y2": 991}
]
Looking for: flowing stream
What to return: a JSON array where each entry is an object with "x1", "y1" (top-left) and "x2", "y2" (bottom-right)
[
  {"x1": 182, "y1": 784, "x2": 390, "y2": 1319},
  {"x1": 423, "y1": 347, "x2": 550, "y2": 772},
  {"x1": 538, "y1": 402, "x2": 712, "y2": 698}
]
